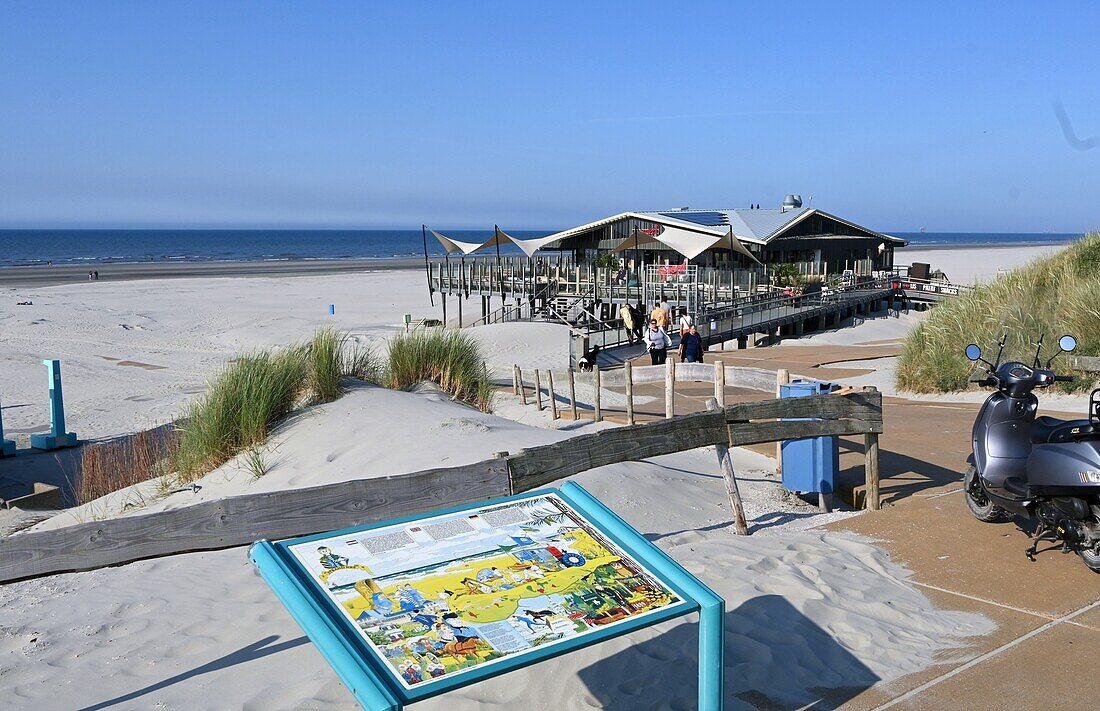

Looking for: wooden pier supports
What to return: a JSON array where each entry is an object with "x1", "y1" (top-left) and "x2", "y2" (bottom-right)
[
  {"x1": 534, "y1": 370, "x2": 544, "y2": 411},
  {"x1": 713, "y1": 360, "x2": 725, "y2": 408}
]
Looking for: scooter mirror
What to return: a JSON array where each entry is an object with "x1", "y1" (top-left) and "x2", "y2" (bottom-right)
[
  {"x1": 965, "y1": 344, "x2": 982, "y2": 361},
  {"x1": 1059, "y1": 335, "x2": 1077, "y2": 352}
]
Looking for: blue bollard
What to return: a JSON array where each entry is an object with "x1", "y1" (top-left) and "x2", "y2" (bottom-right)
[
  {"x1": 30, "y1": 360, "x2": 78, "y2": 450},
  {"x1": 0, "y1": 394, "x2": 15, "y2": 457},
  {"x1": 328, "y1": 304, "x2": 335, "y2": 315}
]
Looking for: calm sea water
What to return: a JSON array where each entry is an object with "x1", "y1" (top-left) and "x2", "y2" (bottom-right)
[{"x1": 0, "y1": 229, "x2": 1083, "y2": 268}]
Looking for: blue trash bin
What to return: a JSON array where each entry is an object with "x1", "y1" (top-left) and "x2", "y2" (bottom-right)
[{"x1": 779, "y1": 380, "x2": 840, "y2": 499}]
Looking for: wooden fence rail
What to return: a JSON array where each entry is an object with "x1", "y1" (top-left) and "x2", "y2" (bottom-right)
[{"x1": 0, "y1": 390, "x2": 882, "y2": 584}]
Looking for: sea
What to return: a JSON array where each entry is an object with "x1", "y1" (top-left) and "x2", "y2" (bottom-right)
[{"x1": 0, "y1": 229, "x2": 1084, "y2": 268}]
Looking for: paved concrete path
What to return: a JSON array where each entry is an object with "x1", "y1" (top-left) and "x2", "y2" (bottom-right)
[{"x1": 539, "y1": 344, "x2": 1100, "y2": 709}]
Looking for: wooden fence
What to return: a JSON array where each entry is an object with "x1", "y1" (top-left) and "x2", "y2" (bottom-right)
[
  {"x1": 513, "y1": 360, "x2": 782, "y2": 425},
  {"x1": 0, "y1": 390, "x2": 882, "y2": 584}
]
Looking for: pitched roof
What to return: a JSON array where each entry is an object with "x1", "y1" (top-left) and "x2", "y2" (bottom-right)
[{"x1": 642, "y1": 207, "x2": 905, "y2": 244}]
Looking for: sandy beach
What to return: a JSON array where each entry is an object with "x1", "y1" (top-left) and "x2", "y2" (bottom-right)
[{"x1": 0, "y1": 241, "x2": 1088, "y2": 709}]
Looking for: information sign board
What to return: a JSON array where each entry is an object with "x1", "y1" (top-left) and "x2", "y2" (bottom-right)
[{"x1": 250, "y1": 482, "x2": 723, "y2": 710}]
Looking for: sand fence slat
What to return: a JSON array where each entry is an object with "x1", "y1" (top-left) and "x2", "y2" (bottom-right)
[
  {"x1": 0, "y1": 460, "x2": 510, "y2": 583},
  {"x1": 507, "y1": 409, "x2": 729, "y2": 492}
]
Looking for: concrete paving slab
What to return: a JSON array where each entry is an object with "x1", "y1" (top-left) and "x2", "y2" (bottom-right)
[
  {"x1": 842, "y1": 584, "x2": 1050, "y2": 710},
  {"x1": 881, "y1": 615, "x2": 1100, "y2": 710}
]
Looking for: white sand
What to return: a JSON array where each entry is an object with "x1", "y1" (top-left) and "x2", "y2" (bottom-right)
[
  {"x1": 898, "y1": 243, "x2": 1068, "y2": 285},
  {"x1": 1, "y1": 386, "x2": 994, "y2": 710}
]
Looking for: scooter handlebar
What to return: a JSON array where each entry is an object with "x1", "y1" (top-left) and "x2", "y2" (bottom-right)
[{"x1": 1053, "y1": 375, "x2": 1075, "y2": 383}]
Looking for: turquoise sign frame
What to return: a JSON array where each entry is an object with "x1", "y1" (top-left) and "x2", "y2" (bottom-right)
[{"x1": 250, "y1": 481, "x2": 724, "y2": 710}]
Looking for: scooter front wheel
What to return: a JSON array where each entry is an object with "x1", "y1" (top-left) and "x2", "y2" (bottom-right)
[{"x1": 964, "y1": 466, "x2": 1011, "y2": 523}]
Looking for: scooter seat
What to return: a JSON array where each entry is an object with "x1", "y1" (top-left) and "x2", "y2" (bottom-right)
[{"x1": 1031, "y1": 416, "x2": 1097, "y2": 444}]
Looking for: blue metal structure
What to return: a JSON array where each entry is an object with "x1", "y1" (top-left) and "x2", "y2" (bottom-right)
[
  {"x1": 779, "y1": 380, "x2": 840, "y2": 495},
  {"x1": 30, "y1": 360, "x2": 78, "y2": 450},
  {"x1": 250, "y1": 481, "x2": 724, "y2": 710},
  {"x1": 0, "y1": 394, "x2": 15, "y2": 457}
]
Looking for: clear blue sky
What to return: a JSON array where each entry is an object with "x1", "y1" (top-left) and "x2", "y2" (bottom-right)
[{"x1": 1, "y1": 2, "x2": 1097, "y2": 232}]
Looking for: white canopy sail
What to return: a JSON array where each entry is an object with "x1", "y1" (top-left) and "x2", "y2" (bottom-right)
[{"x1": 429, "y1": 229, "x2": 511, "y2": 256}]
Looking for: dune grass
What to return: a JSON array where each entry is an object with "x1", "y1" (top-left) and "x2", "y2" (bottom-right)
[
  {"x1": 168, "y1": 327, "x2": 488, "y2": 484},
  {"x1": 896, "y1": 232, "x2": 1100, "y2": 393},
  {"x1": 386, "y1": 330, "x2": 494, "y2": 412}
]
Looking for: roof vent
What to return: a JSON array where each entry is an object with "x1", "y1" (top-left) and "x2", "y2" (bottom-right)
[{"x1": 782, "y1": 194, "x2": 803, "y2": 209}]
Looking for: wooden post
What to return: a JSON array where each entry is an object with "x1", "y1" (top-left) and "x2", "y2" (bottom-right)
[
  {"x1": 776, "y1": 369, "x2": 790, "y2": 474},
  {"x1": 534, "y1": 369, "x2": 544, "y2": 411},
  {"x1": 706, "y1": 398, "x2": 749, "y2": 535},
  {"x1": 625, "y1": 360, "x2": 635, "y2": 426},
  {"x1": 714, "y1": 359, "x2": 725, "y2": 408},
  {"x1": 593, "y1": 367, "x2": 602, "y2": 422},
  {"x1": 864, "y1": 385, "x2": 881, "y2": 510},
  {"x1": 547, "y1": 370, "x2": 559, "y2": 420},
  {"x1": 512, "y1": 364, "x2": 519, "y2": 395},
  {"x1": 517, "y1": 366, "x2": 527, "y2": 405},
  {"x1": 665, "y1": 359, "x2": 675, "y2": 419},
  {"x1": 866, "y1": 433, "x2": 880, "y2": 511},
  {"x1": 568, "y1": 369, "x2": 578, "y2": 420}
]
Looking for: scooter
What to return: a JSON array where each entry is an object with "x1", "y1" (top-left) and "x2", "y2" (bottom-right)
[{"x1": 964, "y1": 334, "x2": 1100, "y2": 573}]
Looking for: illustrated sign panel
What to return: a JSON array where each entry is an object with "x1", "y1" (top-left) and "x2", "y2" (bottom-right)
[{"x1": 287, "y1": 493, "x2": 681, "y2": 690}]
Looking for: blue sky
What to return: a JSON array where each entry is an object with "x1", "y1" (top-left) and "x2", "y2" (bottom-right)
[{"x1": 1, "y1": 2, "x2": 1097, "y2": 232}]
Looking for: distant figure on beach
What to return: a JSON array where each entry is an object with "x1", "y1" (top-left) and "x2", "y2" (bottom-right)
[
  {"x1": 644, "y1": 319, "x2": 672, "y2": 365},
  {"x1": 679, "y1": 324, "x2": 704, "y2": 363},
  {"x1": 650, "y1": 301, "x2": 668, "y2": 329},
  {"x1": 94, "y1": 270, "x2": 99, "y2": 281},
  {"x1": 619, "y1": 303, "x2": 637, "y2": 343}
]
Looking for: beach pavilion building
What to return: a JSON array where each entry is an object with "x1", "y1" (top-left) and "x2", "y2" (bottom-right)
[{"x1": 539, "y1": 195, "x2": 906, "y2": 278}]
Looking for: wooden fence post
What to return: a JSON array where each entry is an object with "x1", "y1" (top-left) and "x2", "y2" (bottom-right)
[
  {"x1": 865, "y1": 385, "x2": 881, "y2": 510},
  {"x1": 547, "y1": 370, "x2": 559, "y2": 420},
  {"x1": 714, "y1": 359, "x2": 725, "y2": 408},
  {"x1": 625, "y1": 360, "x2": 635, "y2": 426},
  {"x1": 512, "y1": 364, "x2": 519, "y2": 395},
  {"x1": 518, "y1": 366, "x2": 527, "y2": 405},
  {"x1": 534, "y1": 369, "x2": 544, "y2": 411},
  {"x1": 594, "y1": 367, "x2": 602, "y2": 422},
  {"x1": 776, "y1": 369, "x2": 790, "y2": 474},
  {"x1": 706, "y1": 398, "x2": 749, "y2": 535},
  {"x1": 665, "y1": 359, "x2": 675, "y2": 419},
  {"x1": 568, "y1": 369, "x2": 578, "y2": 420}
]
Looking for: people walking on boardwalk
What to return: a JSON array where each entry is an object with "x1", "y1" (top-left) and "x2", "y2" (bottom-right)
[
  {"x1": 678, "y1": 310, "x2": 693, "y2": 338},
  {"x1": 644, "y1": 319, "x2": 672, "y2": 365},
  {"x1": 630, "y1": 302, "x2": 645, "y2": 341},
  {"x1": 650, "y1": 301, "x2": 669, "y2": 329},
  {"x1": 619, "y1": 303, "x2": 637, "y2": 343},
  {"x1": 679, "y1": 324, "x2": 704, "y2": 363}
]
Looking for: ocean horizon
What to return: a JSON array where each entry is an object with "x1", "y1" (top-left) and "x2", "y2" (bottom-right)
[{"x1": 0, "y1": 228, "x2": 1084, "y2": 268}]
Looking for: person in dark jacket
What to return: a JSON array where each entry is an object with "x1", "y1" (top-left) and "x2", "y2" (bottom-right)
[{"x1": 679, "y1": 324, "x2": 704, "y2": 363}]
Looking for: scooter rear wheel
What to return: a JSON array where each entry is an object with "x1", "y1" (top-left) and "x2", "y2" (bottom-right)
[{"x1": 964, "y1": 466, "x2": 1011, "y2": 523}]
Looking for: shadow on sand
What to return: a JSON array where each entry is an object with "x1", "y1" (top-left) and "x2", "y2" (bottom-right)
[
  {"x1": 577, "y1": 594, "x2": 878, "y2": 710},
  {"x1": 76, "y1": 635, "x2": 310, "y2": 711}
]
